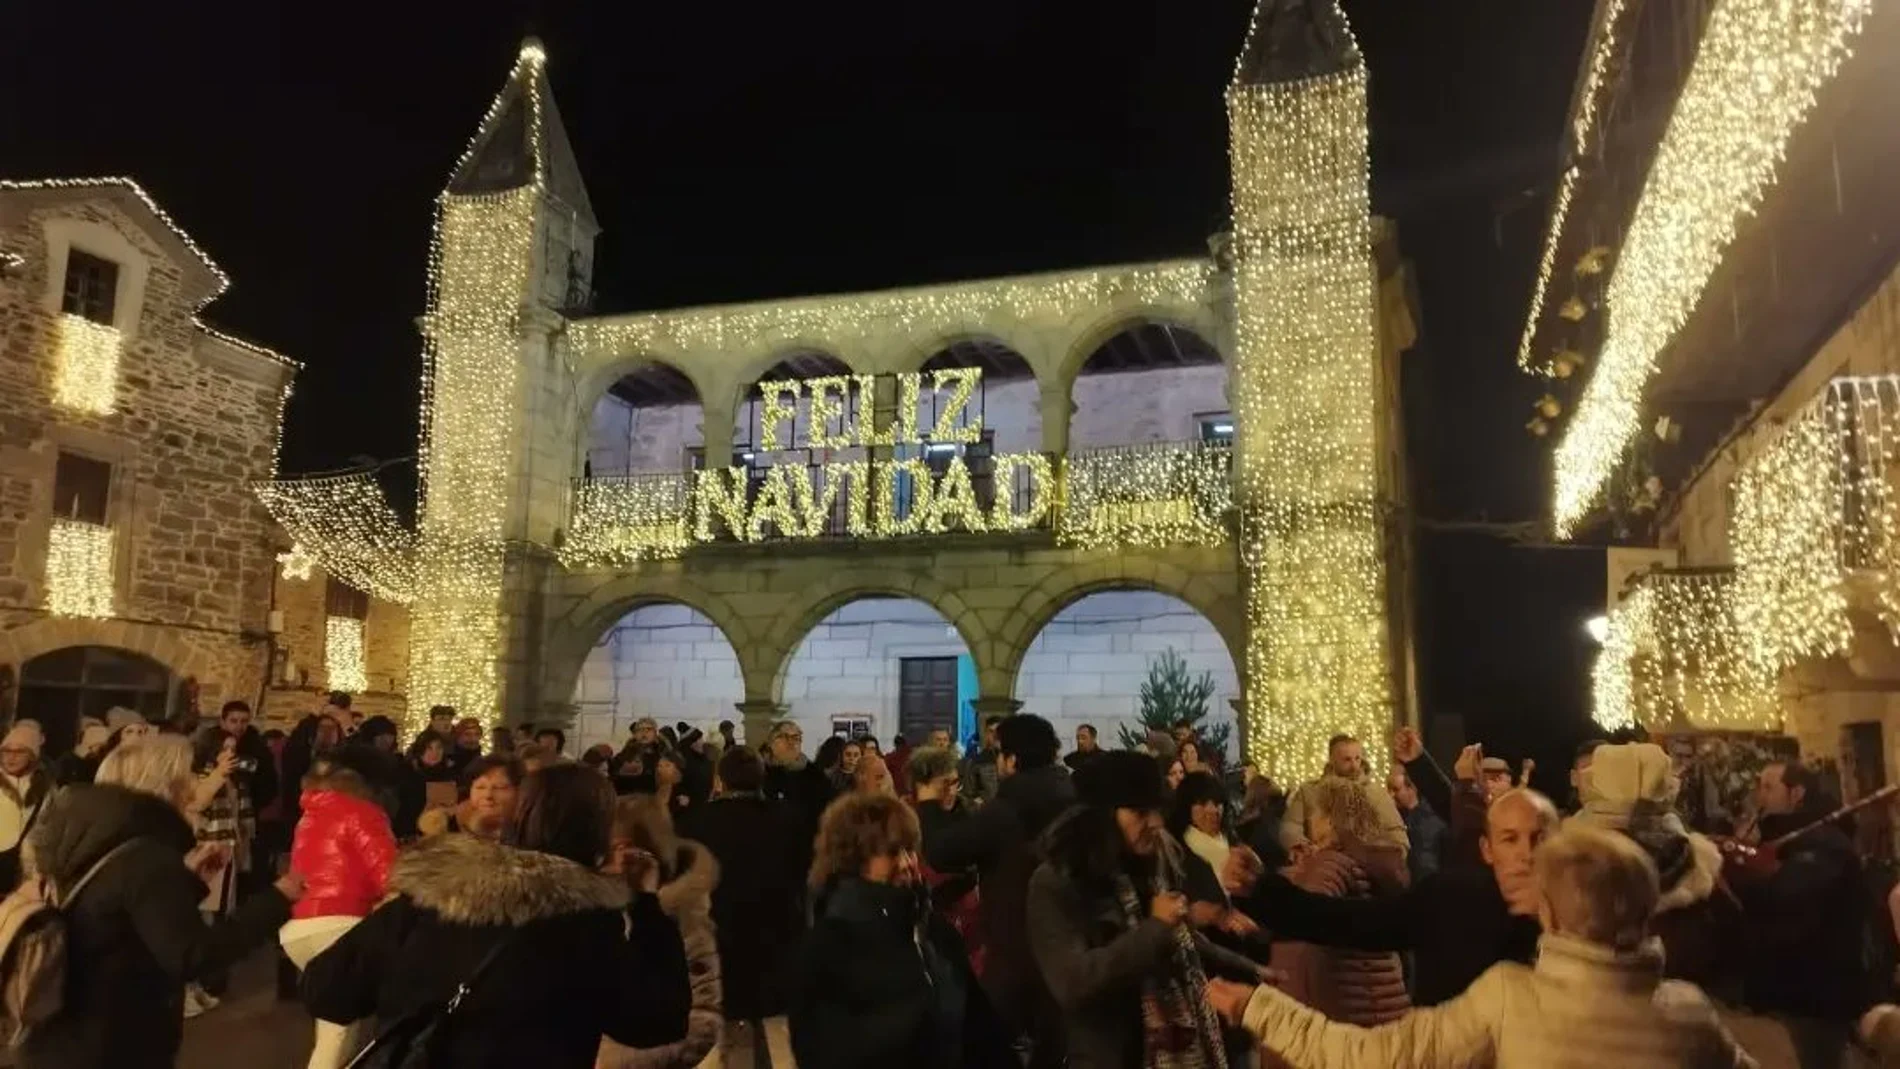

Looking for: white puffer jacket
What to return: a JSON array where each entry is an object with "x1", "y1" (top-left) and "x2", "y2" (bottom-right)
[{"x1": 1238, "y1": 934, "x2": 1757, "y2": 1069}]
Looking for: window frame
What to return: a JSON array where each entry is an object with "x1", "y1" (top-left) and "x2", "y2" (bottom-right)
[{"x1": 51, "y1": 450, "x2": 112, "y2": 525}]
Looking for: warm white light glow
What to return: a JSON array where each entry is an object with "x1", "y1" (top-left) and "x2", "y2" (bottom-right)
[
  {"x1": 325, "y1": 616, "x2": 368, "y2": 693},
  {"x1": 52, "y1": 314, "x2": 120, "y2": 415},
  {"x1": 276, "y1": 543, "x2": 316, "y2": 582},
  {"x1": 45, "y1": 519, "x2": 114, "y2": 619},
  {"x1": 1552, "y1": 0, "x2": 1872, "y2": 534},
  {"x1": 1585, "y1": 615, "x2": 1610, "y2": 644},
  {"x1": 1227, "y1": 3, "x2": 1392, "y2": 783},
  {"x1": 1591, "y1": 571, "x2": 1774, "y2": 732}
]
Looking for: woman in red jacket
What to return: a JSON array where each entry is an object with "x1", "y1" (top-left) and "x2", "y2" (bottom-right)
[{"x1": 277, "y1": 747, "x2": 397, "y2": 1069}]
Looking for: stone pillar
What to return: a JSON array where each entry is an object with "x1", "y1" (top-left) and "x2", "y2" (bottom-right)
[
  {"x1": 1038, "y1": 382, "x2": 1073, "y2": 457},
  {"x1": 1229, "y1": 698, "x2": 1250, "y2": 764},
  {"x1": 700, "y1": 400, "x2": 738, "y2": 471},
  {"x1": 735, "y1": 697, "x2": 785, "y2": 749},
  {"x1": 971, "y1": 696, "x2": 1023, "y2": 720}
]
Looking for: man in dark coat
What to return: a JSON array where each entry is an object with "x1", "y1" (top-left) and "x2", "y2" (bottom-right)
[
  {"x1": 1741, "y1": 761, "x2": 1874, "y2": 1025},
  {"x1": 21, "y1": 772, "x2": 294, "y2": 1068},
  {"x1": 1229, "y1": 785, "x2": 1555, "y2": 1007},
  {"x1": 683, "y1": 745, "x2": 813, "y2": 1062},
  {"x1": 760, "y1": 719, "x2": 833, "y2": 876},
  {"x1": 921, "y1": 713, "x2": 1076, "y2": 1066}
]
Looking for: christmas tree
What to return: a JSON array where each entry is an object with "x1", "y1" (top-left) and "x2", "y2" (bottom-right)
[{"x1": 1118, "y1": 648, "x2": 1229, "y2": 763}]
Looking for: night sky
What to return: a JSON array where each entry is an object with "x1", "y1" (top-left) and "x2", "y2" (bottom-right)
[{"x1": 1, "y1": 0, "x2": 1605, "y2": 776}]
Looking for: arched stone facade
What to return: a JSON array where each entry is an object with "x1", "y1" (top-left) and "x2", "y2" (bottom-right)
[{"x1": 536, "y1": 536, "x2": 1244, "y2": 739}]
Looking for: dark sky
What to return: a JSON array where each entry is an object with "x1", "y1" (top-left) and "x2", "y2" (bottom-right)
[{"x1": 1, "y1": 0, "x2": 1605, "y2": 769}]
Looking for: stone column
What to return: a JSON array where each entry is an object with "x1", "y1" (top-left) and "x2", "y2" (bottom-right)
[
  {"x1": 970, "y1": 696, "x2": 1023, "y2": 720},
  {"x1": 734, "y1": 697, "x2": 785, "y2": 749},
  {"x1": 1038, "y1": 382, "x2": 1073, "y2": 457},
  {"x1": 1229, "y1": 698, "x2": 1250, "y2": 764},
  {"x1": 700, "y1": 400, "x2": 738, "y2": 471}
]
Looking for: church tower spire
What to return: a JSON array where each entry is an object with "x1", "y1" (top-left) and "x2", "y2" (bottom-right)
[{"x1": 448, "y1": 37, "x2": 595, "y2": 227}]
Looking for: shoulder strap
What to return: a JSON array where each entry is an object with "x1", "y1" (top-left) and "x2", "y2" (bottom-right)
[
  {"x1": 56, "y1": 840, "x2": 141, "y2": 910},
  {"x1": 442, "y1": 931, "x2": 517, "y2": 1014}
]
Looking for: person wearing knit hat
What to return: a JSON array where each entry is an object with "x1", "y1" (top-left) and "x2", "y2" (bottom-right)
[
  {"x1": 1028, "y1": 749, "x2": 1258, "y2": 1068},
  {"x1": 1567, "y1": 742, "x2": 1732, "y2": 991},
  {"x1": 105, "y1": 706, "x2": 146, "y2": 734},
  {"x1": 0, "y1": 719, "x2": 52, "y2": 892}
]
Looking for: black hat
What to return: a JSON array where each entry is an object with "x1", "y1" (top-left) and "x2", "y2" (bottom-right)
[{"x1": 1074, "y1": 750, "x2": 1168, "y2": 812}]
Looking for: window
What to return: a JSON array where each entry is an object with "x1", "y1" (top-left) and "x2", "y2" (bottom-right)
[
  {"x1": 325, "y1": 577, "x2": 370, "y2": 621},
  {"x1": 1198, "y1": 412, "x2": 1235, "y2": 446},
  {"x1": 61, "y1": 250, "x2": 118, "y2": 325},
  {"x1": 52, "y1": 451, "x2": 111, "y2": 524}
]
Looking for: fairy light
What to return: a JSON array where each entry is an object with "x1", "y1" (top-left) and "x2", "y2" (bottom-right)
[
  {"x1": 325, "y1": 616, "x2": 369, "y2": 693},
  {"x1": 254, "y1": 471, "x2": 417, "y2": 602},
  {"x1": 561, "y1": 474, "x2": 693, "y2": 566},
  {"x1": 51, "y1": 314, "x2": 120, "y2": 414},
  {"x1": 1592, "y1": 570, "x2": 1775, "y2": 731},
  {"x1": 1226, "y1": 0, "x2": 1392, "y2": 783},
  {"x1": 1515, "y1": 0, "x2": 1631, "y2": 372},
  {"x1": 45, "y1": 518, "x2": 114, "y2": 619},
  {"x1": 568, "y1": 261, "x2": 1214, "y2": 368},
  {"x1": 1551, "y1": 0, "x2": 1872, "y2": 534},
  {"x1": 1059, "y1": 442, "x2": 1232, "y2": 549},
  {"x1": 276, "y1": 543, "x2": 317, "y2": 582},
  {"x1": 1732, "y1": 376, "x2": 1900, "y2": 671}
]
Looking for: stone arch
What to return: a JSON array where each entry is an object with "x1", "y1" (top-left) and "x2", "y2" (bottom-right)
[
  {"x1": 993, "y1": 556, "x2": 1246, "y2": 700},
  {"x1": 720, "y1": 341, "x2": 871, "y2": 421},
  {"x1": 890, "y1": 330, "x2": 1044, "y2": 380},
  {"x1": 1052, "y1": 305, "x2": 1227, "y2": 400},
  {"x1": 546, "y1": 571, "x2": 765, "y2": 708},
  {"x1": 573, "y1": 356, "x2": 711, "y2": 481},
  {"x1": 759, "y1": 567, "x2": 1000, "y2": 700},
  {"x1": 0, "y1": 617, "x2": 193, "y2": 682}
]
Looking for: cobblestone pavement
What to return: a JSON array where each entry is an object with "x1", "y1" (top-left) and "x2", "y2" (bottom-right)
[{"x1": 179, "y1": 951, "x2": 311, "y2": 1069}]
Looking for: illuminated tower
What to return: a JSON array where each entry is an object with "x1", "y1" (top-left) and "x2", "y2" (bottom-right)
[
  {"x1": 1226, "y1": 0, "x2": 1393, "y2": 780},
  {"x1": 407, "y1": 39, "x2": 598, "y2": 729}
]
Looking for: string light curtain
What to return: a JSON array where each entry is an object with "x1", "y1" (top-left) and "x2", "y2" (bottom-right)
[
  {"x1": 324, "y1": 616, "x2": 369, "y2": 693},
  {"x1": 1732, "y1": 375, "x2": 1900, "y2": 671},
  {"x1": 44, "y1": 518, "x2": 115, "y2": 619},
  {"x1": 1551, "y1": 0, "x2": 1872, "y2": 535},
  {"x1": 1592, "y1": 570, "x2": 1775, "y2": 732},
  {"x1": 1226, "y1": 0, "x2": 1393, "y2": 783},
  {"x1": 254, "y1": 471, "x2": 417, "y2": 602},
  {"x1": 52, "y1": 314, "x2": 122, "y2": 414},
  {"x1": 1058, "y1": 441, "x2": 1233, "y2": 550}
]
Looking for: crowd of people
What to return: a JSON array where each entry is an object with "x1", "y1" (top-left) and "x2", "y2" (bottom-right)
[{"x1": 0, "y1": 695, "x2": 1897, "y2": 1068}]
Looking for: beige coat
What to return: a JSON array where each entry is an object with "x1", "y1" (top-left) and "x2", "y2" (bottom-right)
[
  {"x1": 1239, "y1": 934, "x2": 1757, "y2": 1069},
  {"x1": 1279, "y1": 775, "x2": 1409, "y2": 853}
]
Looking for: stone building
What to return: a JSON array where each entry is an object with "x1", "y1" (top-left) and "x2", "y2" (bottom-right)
[
  {"x1": 1530, "y1": 0, "x2": 1900, "y2": 821},
  {"x1": 0, "y1": 178, "x2": 298, "y2": 751},
  {"x1": 262, "y1": 3, "x2": 1419, "y2": 778}
]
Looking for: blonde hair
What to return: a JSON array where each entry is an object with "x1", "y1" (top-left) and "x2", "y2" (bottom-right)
[
  {"x1": 810, "y1": 792, "x2": 919, "y2": 889},
  {"x1": 95, "y1": 733, "x2": 194, "y2": 806},
  {"x1": 1534, "y1": 824, "x2": 1659, "y2": 950},
  {"x1": 1312, "y1": 777, "x2": 1382, "y2": 847}
]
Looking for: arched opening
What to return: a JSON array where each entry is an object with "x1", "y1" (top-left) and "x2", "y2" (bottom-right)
[
  {"x1": 1071, "y1": 321, "x2": 1227, "y2": 450},
  {"x1": 17, "y1": 645, "x2": 174, "y2": 756},
  {"x1": 916, "y1": 340, "x2": 1039, "y2": 518},
  {"x1": 739, "y1": 350, "x2": 862, "y2": 536},
  {"x1": 1014, "y1": 590, "x2": 1241, "y2": 766},
  {"x1": 570, "y1": 602, "x2": 744, "y2": 756},
  {"x1": 586, "y1": 361, "x2": 704, "y2": 478},
  {"x1": 780, "y1": 595, "x2": 976, "y2": 753}
]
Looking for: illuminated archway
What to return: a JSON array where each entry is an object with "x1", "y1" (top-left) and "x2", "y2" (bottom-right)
[
  {"x1": 1068, "y1": 320, "x2": 1228, "y2": 450},
  {"x1": 569, "y1": 601, "x2": 745, "y2": 755},
  {"x1": 582, "y1": 359, "x2": 708, "y2": 479},
  {"x1": 777, "y1": 595, "x2": 979, "y2": 751}
]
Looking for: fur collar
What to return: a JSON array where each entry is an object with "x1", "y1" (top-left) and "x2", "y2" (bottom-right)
[
  {"x1": 657, "y1": 839, "x2": 719, "y2": 918},
  {"x1": 1655, "y1": 832, "x2": 1722, "y2": 914},
  {"x1": 390, "y1": 833, "x2": 628, "y2": 927}
]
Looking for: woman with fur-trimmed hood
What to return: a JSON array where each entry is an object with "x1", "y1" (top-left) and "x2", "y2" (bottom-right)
[
  {"x1": 596, "y1": 794, "x2": 722, "y2": 1069},
  {"x1": 1567, "y1": 742, "x2": 1739, "y2": 995},
  {"x1": 302, "y1": 765, "x2": 692, "y2": 1068}
]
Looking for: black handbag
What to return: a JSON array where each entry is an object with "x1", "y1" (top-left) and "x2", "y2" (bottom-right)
[{"x1": 344, "y1": 933, "x2": 516, "y2": 1069}]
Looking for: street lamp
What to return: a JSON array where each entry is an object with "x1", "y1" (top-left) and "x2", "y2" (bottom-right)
[{"x1": 1584, "y1": 615, "x2": 1610, "y2": 645}]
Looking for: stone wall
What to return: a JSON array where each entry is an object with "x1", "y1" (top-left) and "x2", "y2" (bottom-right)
[
  {"x1": 260, "y1": 564, "x2": 410, "y2": 729},
  {"x1": 569, "y1": 589, "x2": 1238, "y2": 757},
  {"x1": 585, "y1": 363, "x2": 1230, "y2": 477},
  {"x1": 0, "y1": 188, "x2": 294, "y2": 744}
]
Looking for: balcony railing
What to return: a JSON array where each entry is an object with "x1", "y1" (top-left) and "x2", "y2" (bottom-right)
[{"x1": 563, "y1": 439, "x2": 1232, "y2": 566}]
